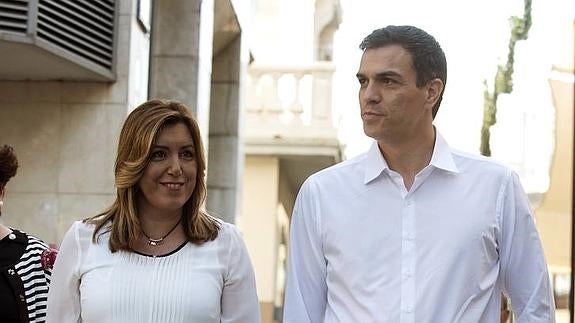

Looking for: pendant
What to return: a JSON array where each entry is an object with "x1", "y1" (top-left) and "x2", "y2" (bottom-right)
[
  {"x1": 148, "y1": 238, "x2": 163, "y2": 246},
  {"x1": 142, "y1": 218, "x2": 181, "y2": 248}
]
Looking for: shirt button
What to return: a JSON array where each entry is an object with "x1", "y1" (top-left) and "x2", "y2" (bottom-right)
[{"x1": 405, "y1": 306, "x2": 413, "y2": 313}]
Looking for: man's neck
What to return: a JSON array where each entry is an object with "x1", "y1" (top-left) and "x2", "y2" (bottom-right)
[{"x1": 377, "y1": 127, "x2": 436, "y2": 190}]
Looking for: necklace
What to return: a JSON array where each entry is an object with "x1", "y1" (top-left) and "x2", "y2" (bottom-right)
[{"x1": 142, "y1": 218, "x2": 181, "y2": 246}]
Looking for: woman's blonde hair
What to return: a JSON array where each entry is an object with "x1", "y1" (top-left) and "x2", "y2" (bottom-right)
[{"x1": 87, "y1": 99, "x2": 220, "y2": 252}]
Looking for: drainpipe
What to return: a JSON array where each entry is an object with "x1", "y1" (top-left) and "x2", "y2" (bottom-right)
[{"x1": 571, "y1": 90, "x2": 574, "y2": 323}]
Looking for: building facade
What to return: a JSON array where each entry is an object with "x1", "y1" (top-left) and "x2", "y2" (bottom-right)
[
  {"x1": 0, "y1": 1, "x2": 344, "y2": 321},
  {"x1": 0, "y1": 0, "x2": 250, "y2": 244},
  {"x1": 239, "y1": 1, "x2": 343, "y2": 321}
]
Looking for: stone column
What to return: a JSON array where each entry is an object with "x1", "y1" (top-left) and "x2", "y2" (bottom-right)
[
  {"x1": 148, "y1": 0, "x2": 214, "y2": 142},
  {"x1": 206, "y1": 34, "x2": 242, "y2": 223}
]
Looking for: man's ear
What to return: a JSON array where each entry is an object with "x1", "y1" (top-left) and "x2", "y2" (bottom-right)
[{"x1": 425, "y1": 78, "x2": 444, "y2": 109}]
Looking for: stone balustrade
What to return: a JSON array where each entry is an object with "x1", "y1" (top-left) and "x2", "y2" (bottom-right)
[{"x1": 246, "y1": 62, "x2": 335, "y2": 129}]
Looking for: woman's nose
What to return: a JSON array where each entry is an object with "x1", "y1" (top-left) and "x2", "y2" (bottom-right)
[{"x1": 168, "y1": 156, "x2": 183, "y2": 176}]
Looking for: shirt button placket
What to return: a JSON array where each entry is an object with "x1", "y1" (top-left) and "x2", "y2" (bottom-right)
[{"x1": 401, "y1": 197, "x2": 416, "y2": 323}]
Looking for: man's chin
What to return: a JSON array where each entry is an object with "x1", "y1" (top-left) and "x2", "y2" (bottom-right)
[{"x1": 362, "y1": 125, "x2": 383, "y2": 140}]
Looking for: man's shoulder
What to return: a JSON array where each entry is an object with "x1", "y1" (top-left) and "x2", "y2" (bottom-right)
[
  {"x1": 296, "y1": 153, "x2": 367, "y2": 203},
  {"x1": 451, "y1": 149, "x2": 514, "y2": 176},
  {"x1": 296, "y1": 152, "x2": 367, "y2": 198},
  {"x1": 308, "y1": 152, "x2": 367, "y2": 183}
]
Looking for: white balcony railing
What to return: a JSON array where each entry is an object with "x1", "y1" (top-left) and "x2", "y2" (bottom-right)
[{"x1": 246, "y1": 62, "x2": 335, "y2": 129}]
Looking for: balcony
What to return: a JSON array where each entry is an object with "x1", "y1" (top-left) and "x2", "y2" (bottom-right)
[
  {"x1": 244, "y1": 62, "x2": 343, "y2": 196},
  {"x1": 245, "y1": 62, "x2": 341, "y2": 160}
]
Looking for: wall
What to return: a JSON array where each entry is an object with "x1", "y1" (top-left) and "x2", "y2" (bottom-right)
[
  {"x1": 240, "y1": 155, "x2": 280, "y2": 323},
  {"x1": 536, "y1": 72, "x2": 574, "y2": 269},
  {"x1": 0, "y1": 0, "x2": 150, "y2": 244}
]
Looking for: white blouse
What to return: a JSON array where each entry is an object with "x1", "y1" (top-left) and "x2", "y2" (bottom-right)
[{"x1": 46, "y1": 220, "x2": 261, "y2": 323}]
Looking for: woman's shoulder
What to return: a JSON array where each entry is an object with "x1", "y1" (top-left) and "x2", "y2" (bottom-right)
[
  {"x1": 11, "y1": 230, "x2": 59, "y2": 270},
  {"x1": 212, "y1": 218, "x2": 238, "y2": 236},
  {"x1": 64, "y1": 220, "x2": 97, "y2": 235},
  {"x1": 60, "y1": 220, "x2": 107, "y2": 247},
  {"x1": 209, "y1": 219, "x2": 247, "y2": 249},
  {"x1": 10, "y1": 229, "x2": 49, "y2": 250},
  {"x1": 25, "y1": 232, "x2": 50, "y2": 249}
]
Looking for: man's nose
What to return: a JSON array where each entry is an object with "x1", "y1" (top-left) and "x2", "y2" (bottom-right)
[{"x1": 362, "y1": 82, "x2": 381, "y2": 104}]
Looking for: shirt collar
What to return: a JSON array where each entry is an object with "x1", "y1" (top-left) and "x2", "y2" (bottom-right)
[
  {"x1": 363, "y1": 141, "x2": 389, "y2": 184},
  {"x1": 429, "y1": 131, "x2": 459, "y2": 174},
  {"x1": 362, "y1": 130, "x2": 459, "y2": 185},
  {"x1": 1, "y1": 228, "x2": 27, "y2": 245}
]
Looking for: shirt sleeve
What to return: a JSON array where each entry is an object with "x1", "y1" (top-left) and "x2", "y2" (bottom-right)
[
  {"x1": 46, "y1": 221, "x2": 82, "y2": 323},
  {"x1": 220, "y1": 224, "x2": 262, "y2": 323},
  {"x1": 498, "y1": 172, "x2": 555, "y2": 323},
  {"x1": 283, "y1": 178, "x2": 327, "y2": 323}
]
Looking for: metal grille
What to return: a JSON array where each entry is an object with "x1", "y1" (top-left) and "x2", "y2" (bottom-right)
[
  {"x1": 0, "y1": 0, "x2": 29, "y2": 34},
  {"x1": 36, "y1": 0, "x2": 115, "y2": 69}
]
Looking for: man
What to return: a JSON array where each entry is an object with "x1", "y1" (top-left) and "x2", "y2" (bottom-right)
[{"x1": 283, "y1": 25, "x2": 555, "y2": 323}]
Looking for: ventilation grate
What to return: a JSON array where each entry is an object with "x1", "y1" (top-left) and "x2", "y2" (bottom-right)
[
  {"x1": 36, "y1": 0, "x2": 115, "y2": 69},
  {"x1": 0, "y1": 0, "x2": 29, "y2": 34}
]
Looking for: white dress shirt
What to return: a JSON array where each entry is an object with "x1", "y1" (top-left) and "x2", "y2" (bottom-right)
[
  {"x1": 46, "y1": 220, "x2": 261, "y2": 323},
  {"x1": 283, "y1": 132, "x2": 555, "y2": 323}
]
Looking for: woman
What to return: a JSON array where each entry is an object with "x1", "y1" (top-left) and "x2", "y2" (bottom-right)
[
  {"x1": 0, "y1": 144, "x2": 57, "y2": 323},
  {"x1": 46, "y1": 100, "x2": 261, "y2": 322}
]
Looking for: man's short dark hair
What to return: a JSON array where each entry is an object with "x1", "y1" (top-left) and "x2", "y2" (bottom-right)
[{"x1": 360, "y1": 25, "x2": 447, "y2": 118}]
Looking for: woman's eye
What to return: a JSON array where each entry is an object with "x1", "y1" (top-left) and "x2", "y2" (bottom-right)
[
  {"x1": 181, "y1": 150, "x2": 195, "y2": 160},
  {"x1": 150, "y1": 150, "x2": 166, "y2": 161}
]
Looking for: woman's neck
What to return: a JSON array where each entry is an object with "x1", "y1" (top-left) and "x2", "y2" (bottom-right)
[
  {"x1": 139, "y1": 210, "x2": 182, "y2": 236},
  {"x1": 0, "y1": 223, "x2": 12, "y2": 239}
]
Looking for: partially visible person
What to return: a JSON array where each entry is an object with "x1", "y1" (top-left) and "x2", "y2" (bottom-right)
[
  {"x1": 46, "y1": 99, "x2": 261, "y2": 323},
  {"x1": 283, "y1": 25, "x2": 554, "y2": 322},
  {"x1": 0, "y1": 144, "x2": 57, "y2": 323},
  {"x1": 501, "y1": 295, "x2": 511, "y2": 323}
]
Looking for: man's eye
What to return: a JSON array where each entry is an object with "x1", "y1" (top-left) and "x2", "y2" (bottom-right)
[
  {"x1": 150, "y1": 150, "x2": 166, "y2": 160},
  {"x1": 358, "y1": 78, "x2": 368, "y2": 87}
]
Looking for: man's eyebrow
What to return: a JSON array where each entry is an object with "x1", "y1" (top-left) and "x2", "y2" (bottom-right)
[
  {"x1": 356, "y1": 71, "x2": 402, "y2": 79},
  {"x1": 375, "y1": 71, "x2": 402, "y2": 79}
]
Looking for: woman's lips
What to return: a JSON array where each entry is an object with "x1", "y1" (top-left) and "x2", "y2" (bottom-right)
[{"x1": 161, "y1": 182, "x2": 185, "y2": 190}]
